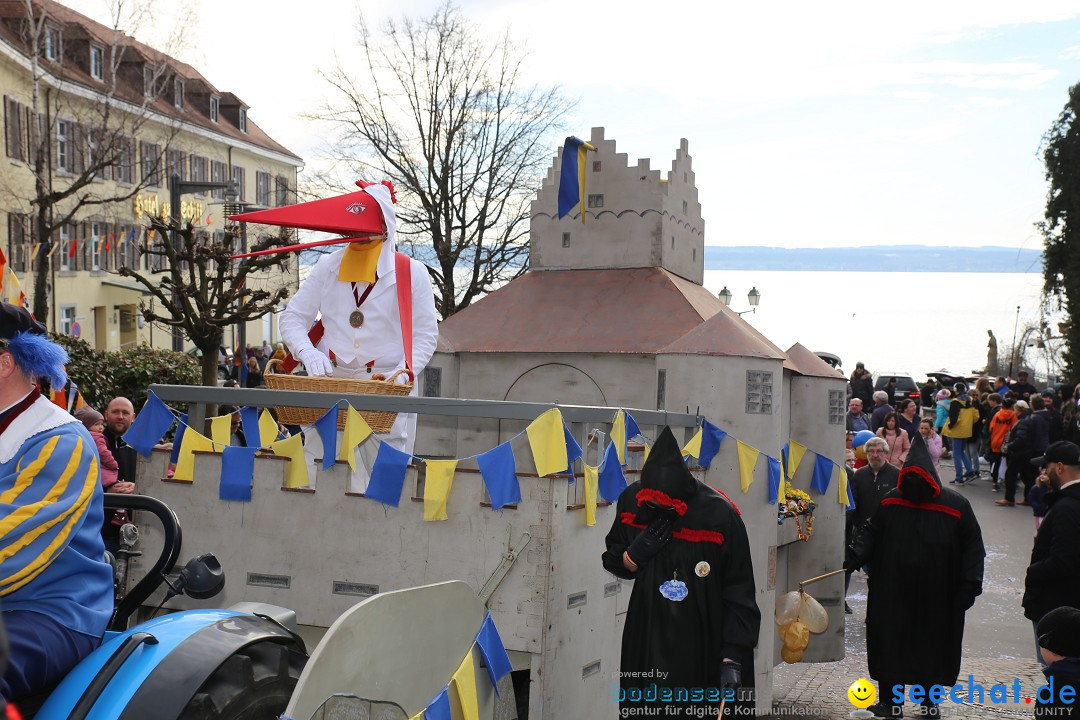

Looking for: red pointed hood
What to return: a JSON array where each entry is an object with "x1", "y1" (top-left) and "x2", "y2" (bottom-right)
[{"x1": 231, "y1": 187, "x2": 386, "y2": 237}]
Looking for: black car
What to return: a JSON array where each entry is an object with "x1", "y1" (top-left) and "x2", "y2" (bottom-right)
[{"x1": 872, "y1": 372, "x2": 921, "y2": 406}]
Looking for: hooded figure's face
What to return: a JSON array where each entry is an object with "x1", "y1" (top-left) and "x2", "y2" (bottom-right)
[{"x1": 634, "y1": 427, "x2": 697, "y2": 524}]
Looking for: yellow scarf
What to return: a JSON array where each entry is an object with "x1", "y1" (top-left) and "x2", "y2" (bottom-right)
[{"x1": 336, "y1": 239, "x2": 384, "y2": 283}]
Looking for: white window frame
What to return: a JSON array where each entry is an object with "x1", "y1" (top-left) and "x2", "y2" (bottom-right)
[
  {"x1": 238, "y1": 108, "x2": 247, "y2": 133},
  {"x1": 44, "y1": 26, "x2": 59, "y2": 61},
  {"x1": 91, "y1": 222, "x2": 103, "y2": 271},
  {"x1": 59, "y1": 305, "x2": 76, "y2": 335},
  {"x1": 174, "y1": 77, "x2": 184, "y2": 108},
  {"x1": 59, "y1": 225, "x2": 71, "y2": 271},
  {"x1": 210, "y1": 95, "x2": 219, "y2": 122},
  {"x1": 56, "y1": 119, "x2": 70, "y2": 173},
  {"x1": 143, "y1": 65, "x2": 154, "y2": 97},
  {"x1": 90, "y1": 44, "x2": 104, "y2": 80}
]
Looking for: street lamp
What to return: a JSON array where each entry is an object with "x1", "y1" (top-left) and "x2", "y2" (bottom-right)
[{"x1": 718, "y1": 286, "x2": 762, "y2": 316}]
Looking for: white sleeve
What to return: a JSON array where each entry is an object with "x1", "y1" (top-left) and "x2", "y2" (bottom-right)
[
  {"x1": 409, "y1": 259, "x2": 439, "y2": 376},
  {"x1": 278, "y1": 258, "x2": 327, "y2": 355}
]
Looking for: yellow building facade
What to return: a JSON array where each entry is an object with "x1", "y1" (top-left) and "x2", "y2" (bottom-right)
[{"x1": 0, "y1": 0, "x2": 302, "y2": 353}]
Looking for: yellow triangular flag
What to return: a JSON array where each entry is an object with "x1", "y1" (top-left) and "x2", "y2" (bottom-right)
[
  {"x1": 837, "y1": 463, "x2": 849, "y2": 506},
  {"x1": 209, "y1": 414, "x2": 231, "y2": 449},
  {"x1": 778, "y1": 459, "x2": 787, "y2": 504},
  {"x1": 788, "y1": 439, "x2": 809, "y2": 479},
  {"x1": 270, "y1": 433, "x2": 309, "y2": 488},
  {"x1": 583, "y1": 464, "x2": 599, "y2": 527},
  {"x1": 736, "y1": 440, "x2": 760, "y2": 493},
  {"x1": 611, "y1": 410, "x2": 627, "y2": 465},
  {"x1": 642, "y1": 443, "x2": 651, "y2": 464},
  {"x1": 526, "y1": 408, "x2": 568, "y2": 477},
  {"x1": 173, "y1": 428, "x2": 215, "y2": 481},
  {"x1": 451, "y1": 647, "x2": 480, "y2": 720},
  {"x1": 681, "y1": 427, "x2": 703, "y2": 458},
  {"x1": 258, "y1": 409, "x2": 279, "y2": 448},
  {"x1": 338, "y1": 406, "x2": 372, "y2": 471},
  {"x1": 423, "y1": 459, "x2": 457, "y2": 521}
]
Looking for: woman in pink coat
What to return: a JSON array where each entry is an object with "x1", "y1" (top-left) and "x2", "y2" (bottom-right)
[
  {"x1": 876, "y1": 411, "x2": 911, "y2": 466},
  {"x1": 919, "y1": 418, "x2": 943, "y2": 470}
]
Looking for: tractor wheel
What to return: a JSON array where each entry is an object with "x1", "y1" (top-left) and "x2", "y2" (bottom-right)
[{"x1": 178, "y1": 639, "x2": 307, "y2": 720}]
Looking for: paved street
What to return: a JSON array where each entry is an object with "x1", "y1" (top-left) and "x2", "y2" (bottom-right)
[{"x1": 771, "y1": 465, "x2": 1053, "y2": 719}]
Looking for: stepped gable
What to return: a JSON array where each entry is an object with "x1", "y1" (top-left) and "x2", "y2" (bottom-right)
[
  {"x1": 437, "y1": 267, "x2": 719, "y2": 354},
  {"x1": 785, "y1": 343, "x2": 844, "y2": 379},
  {"x1": 659, "y1": 305, "x2": 789, "y2": 364}
]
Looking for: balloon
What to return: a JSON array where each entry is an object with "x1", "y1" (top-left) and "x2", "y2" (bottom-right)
[
  {"x1": 781, "y1": 645, "x2": 804, "y2": 664},
  {"x1": 781, "y1": 620, "x2": 810, "y2": 651},
  {"x1": 852, "y1": 430, "x2": 875, "y2": 449},
  {"x1": 798, "y1": 591, "x2": 829, "y2": 633},
  {"x1": 855, "y1": 445, "x2": 867, "y2": 461},
  {"x1": 774, "y1": 591, "x2": 801, "y2": 626}
]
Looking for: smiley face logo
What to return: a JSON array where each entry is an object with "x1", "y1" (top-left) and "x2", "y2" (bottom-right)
[{"x1": 847, "y1": 678, "x2": 876, "y2": 708}]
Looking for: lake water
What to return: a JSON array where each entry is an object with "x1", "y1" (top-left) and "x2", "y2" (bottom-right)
[{"x1": 701, "y1": 270, "x2": 1054, "y2": 381}]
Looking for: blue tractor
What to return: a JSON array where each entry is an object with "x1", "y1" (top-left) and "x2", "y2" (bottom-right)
[{"x1": 26, "y1": 494, "x2": 311, "y2": 720}]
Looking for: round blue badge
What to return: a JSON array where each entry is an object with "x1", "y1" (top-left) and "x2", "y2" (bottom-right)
[{"x1": 659, "y1": 579, "x2": 688, "y2": 602}]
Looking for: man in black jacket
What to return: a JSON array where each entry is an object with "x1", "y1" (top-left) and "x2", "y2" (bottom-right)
[{"x1": 1023, "y1": 441, "x2": 1080, "y2": 656}]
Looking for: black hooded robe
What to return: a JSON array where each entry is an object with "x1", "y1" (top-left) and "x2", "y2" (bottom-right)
[
  {"x1": 850, "y1": 434, "x2": 985, "y2": 690},
  {"x1": 602, "y1": 428, "x2": 760, "y2": 717}
]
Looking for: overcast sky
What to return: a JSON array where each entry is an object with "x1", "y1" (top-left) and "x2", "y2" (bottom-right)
[{"x1": 64, "y1": 0, "x2": 1080, "y2": 250}]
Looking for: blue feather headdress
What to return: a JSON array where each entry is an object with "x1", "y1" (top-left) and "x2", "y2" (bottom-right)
[{"x1": 5, "y1": 331, "x2": 68, "y2": 388}]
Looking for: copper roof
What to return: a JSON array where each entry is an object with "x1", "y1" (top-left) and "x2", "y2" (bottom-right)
[
  {"x1": 0, "y1": 0, "x2": 300, "y2": 162},
  {"x1": 785, "y1": 342, "x2": 844, "y2": 379},
  {"x1": 438, "y1": 266, "x2": 791, "y2": 362}
]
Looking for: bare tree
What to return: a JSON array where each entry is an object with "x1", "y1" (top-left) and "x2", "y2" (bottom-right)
[
  {"x1": 2, "y1": 0, "x2": 190, "y2": 322},
  {"x1": 313, "y1": 2, "x2": 574, "y2": 318},
  {"x1": 118, "y1": 216, "x2": 294, "y2": 387}
]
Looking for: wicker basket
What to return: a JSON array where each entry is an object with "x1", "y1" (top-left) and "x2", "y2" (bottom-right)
[{"x1": 263, "y1": 360, "x2": 413, "y2": 433}]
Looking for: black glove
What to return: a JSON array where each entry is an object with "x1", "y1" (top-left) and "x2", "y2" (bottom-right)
[
  {"x1": 719, "y1": 660, "x2": 741, "y2": 690},
  {"x1": 844, "y1": 557, "x2": 860, "y2": 573},
  {"x1": 625, "y1": 516, "x2": 673, "y2": 567}
]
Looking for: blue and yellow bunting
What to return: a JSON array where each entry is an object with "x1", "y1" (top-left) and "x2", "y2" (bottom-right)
[{"x1": 477, "y1": 442, "x2": 521, "y2": 509}]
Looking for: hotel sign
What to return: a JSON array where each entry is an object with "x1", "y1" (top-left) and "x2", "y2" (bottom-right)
[{"x1": 133, "y1": 194, "x2": 204, "y2": 223}]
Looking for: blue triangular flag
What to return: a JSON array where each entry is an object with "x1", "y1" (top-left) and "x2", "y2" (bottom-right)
[
  {"x1": 781, "y1": 441, "x2": 790, "y2": 480},
  {"x1": 597, "y1": 441, "x2": 627, "y2": 503},
  {"x1": 624, "y1": 412, "x2": 642, "y2": 443},
  {"x1": 476, "y1": 613, "x2": 513, "y2": 696},
  {"x1": 477, "y1": 442, "x2": 521, "y2": 509},
  {"x1": 810, "y1": 453, "x2": 833, "y2": 494},
  {"x1": 168, "y1": 414, "x2": 188, "y2": 466},
  {"x1": 846, "y1": 473, "x2": 856, "y2": 509},
  {"x1": 424, "y1": 686, "x2": 452, "y2": 720},
  {"x1": 239, "y1": 406, "x2": 261, "y2": 448},
  {"x1": 313, "y1": 404, "x2": 340, "y2": 470},
  {"x1": 699, "y1": 420, "x2": 728, "y2": 469},
  {"x1": 767, "y1": 455, "x2": 782, "y2": 505},
  {"x1": 365, "y1": 442, "x2": 411, "y2": 507},
  {"x1": 562, "y1": 425, "x2": 583, "y2": 482},
  {"x1": 123, "y1": 392, "x2": 175, "y2": 457},
  {"x1": 220, "y1": 446, "x2": 258, "y2": 501}
]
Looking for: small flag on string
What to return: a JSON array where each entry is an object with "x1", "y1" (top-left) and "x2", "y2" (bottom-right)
[
  {"x1": 257, "y1": 409, "x2": 279, "y2": 447},
  {"x1": 562, "y1": 424, "x2": 583, "y2": 480},
  {"x1": 7, "y1": 267, "x2": 26, "y2": 307},
  {"x1": 583, "y1": 464, "x2": 599, "y2": 526},
  {"x1": 239, "y1": 406, "x2": 260, "y2": 448},
  {"x1": 597, "y1": 441, "x2": 626, "y2": 503},
  {"x1": 313, "y1": 403, "x2": 341, "y2": 470},
  {"x1": 209, "y1": 414, "x2": 232, "y2": 449},
  {"x1": 788, "y1": 439, "x2": 809, "y2": 480},
  {"x1": 526, "y1": 408, "x2": 568, "y2": 478},
  {"x1": 220, "y1": 446, "x2": 258, "y2": 501},
  {"x1": 838, "y1": 464, "x2": 853, "y2": 508},
  {"x1": 625, "y1": 412, "x2": 642, "y2": 445},
  {"x1": 423, "y1": 687, "x2": 452, "y2": 720},
  {"x1": 698, "y1": 419, "x2": 728, "y2": 469},
  {"x1": 124, "y1": 393, "x2": 176, "y2": 456},
  {"x1": 423, "y1": 459, "x2": 457, "y2": 521},
  {"x1": 366, "y1": 442, "x2": 411, "y2": 506},
  {"x1": 767, "y1": 455, "x2": 782, "y2": 504},
  {"x1": 475, "y1": 613, "x2": 513, "y2": 695},
  {"x1": 611, "y1": 410, "x2": 627, "y2": 465},
  {"x1": 682, "y1": 426, "x2": 703, "y2": 459},
  {"x1": 338, "y1": 406, "x2": 372, "y2": 471},
  {"x1": 169, "y1": 413, "x2": 187, "y2": 467},
  {"x1": 477, "y1": 442, "x2": 521, "y2": 509},
  {"x1": 270, "y1": 433, "x2": 308, "y2": 488},
  {"x1": 811, "y1": 453, "x2": 834, "y2": 494},
  {"x1": 173, "y1": 428, "x2": 214, "y2": 481},
  {"x1": 736, "y1": 440, "x2": 760, "y2": 493},
  {"x1": 451, "y1": 648, "x2": 480, "y2": 720},
  {"x1": 67, "y1": 238, "x2": 77, "y2": 258}
]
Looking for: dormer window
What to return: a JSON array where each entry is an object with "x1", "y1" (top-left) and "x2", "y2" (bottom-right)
[
  {"x1": 143, "y1": 65, "x2": 154, "y2": 97},
  {"x1": 90, "y1": 45, "x2": 104, "y2": 80},
  {"x1": 238, "y1": 107, "x2": 247, "y2": 133},
  {"x1": 44, "y1": 26, "x2": 60, "y2": 61},
  {"x1": 209, "y1": 95, "x2": 219, "y2": 122},
  {"x1": 174, "y1": 78, "x2": 184, "y2": 108}
]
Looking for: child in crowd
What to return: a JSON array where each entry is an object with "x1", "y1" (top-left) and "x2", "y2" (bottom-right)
[
  {"x1": 1035, "y1": 606, "x2": 1080, "y2": 718},
  {"x1": 74, "y1": 406, "x2": 118, "y2": 489},
  {"x1": 919, "y1": 419, "x2": 943, "y2": 470},
  {"x1": 1029, "y1": 468, "x2": 1051, "y2": 533}
]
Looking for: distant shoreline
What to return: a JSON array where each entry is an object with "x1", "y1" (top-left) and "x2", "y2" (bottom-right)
[{"x1": 704, "y1": 245, "x2": 1043, "y2": 273}]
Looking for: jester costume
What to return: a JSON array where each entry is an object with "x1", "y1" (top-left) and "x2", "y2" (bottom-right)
[
  {"x1": 0, "y1": 303, "x2": 112, "y2": 699},
  {"x1": 602, "y1": 427, "x2": 760, "y2": 716}
]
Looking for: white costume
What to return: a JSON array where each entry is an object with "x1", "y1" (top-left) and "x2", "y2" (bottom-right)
[{"x1": 277, "y1": 184, "x2": 438, "y2": 489}]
